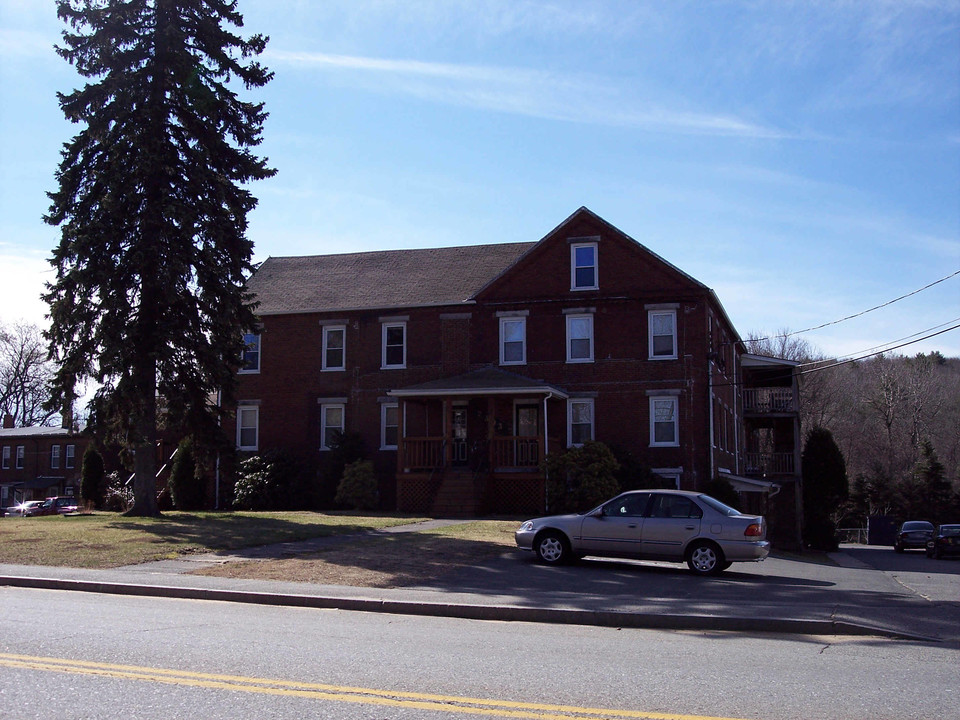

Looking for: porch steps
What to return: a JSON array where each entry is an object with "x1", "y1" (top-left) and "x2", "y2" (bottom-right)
[{"x1": 431, "y1": 469, "x2": 485, "y2": 517}]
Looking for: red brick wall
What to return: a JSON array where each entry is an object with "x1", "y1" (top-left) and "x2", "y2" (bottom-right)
[{"x1": 230, "y1": 212, "x2": 745, "y2": 503}]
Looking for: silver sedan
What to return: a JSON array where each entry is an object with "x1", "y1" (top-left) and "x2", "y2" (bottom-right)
[{"x1": 515, "y1": 489, "x2": 770, "y2": 575}]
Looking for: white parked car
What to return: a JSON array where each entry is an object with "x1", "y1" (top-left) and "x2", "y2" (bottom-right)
[{"x1": 515, "y1": 489, "x2": 770, "y2": 575}]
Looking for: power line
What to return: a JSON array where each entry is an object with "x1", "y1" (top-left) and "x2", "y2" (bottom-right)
[
  {"x1": 749, "y1": 268, "x2": 960, "y2": 343},
  {"x1": 798, "y1": 323, "x2": 960, "y2": 376},
  {"x1": 799, "y1": 316, "x2": 960, "y2": 365}
]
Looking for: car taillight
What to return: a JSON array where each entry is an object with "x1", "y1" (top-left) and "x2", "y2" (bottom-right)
[{"x1": 744, "y1": 523, "x2": 763, "y2": 537}]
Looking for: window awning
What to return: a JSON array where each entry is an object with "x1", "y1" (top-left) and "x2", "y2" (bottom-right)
[
  {"x1": 388, "y1": 367, "x2": 569, "y2": 400},
  {"x1": 719, "y1": 472, "x2": 781, "y2": 494}
]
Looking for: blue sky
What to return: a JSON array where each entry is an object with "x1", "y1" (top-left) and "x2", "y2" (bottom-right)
[{"x1": 1, "y1": 0, "x2": 958, "y2": 358}]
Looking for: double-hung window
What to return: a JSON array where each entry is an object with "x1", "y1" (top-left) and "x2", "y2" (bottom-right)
[
  {"x1": 241, "y1": 333, "x2": 261, "y2": 373},
  {"x1": 2, "y1": 446, "x2": 9, "y2": 470},
  {"x1": 65, "y1": 445, "x2": 76, "y2": 469},
  {"x1": 499, "y1": 317, "x2": 526, "y2": 365},
  {"x1": 568, "y1": 399, "x2": 594, "y2": 447},
  {"x1": 382, "y1": 322, "x2": 406, "y2": 369},
  {"x1": 320, "y1": 403, "x2": 345, "y2": 451},
  {"x1": 237, "y1": 405, "x2": 259, "y2": 451},
  {"x1": 570, "y1": 241, "x2": 598, "y2": 290},
  {"x1": 648, "y1": 309, "x2": 677, "y2": 360},
  {"x1": 50, "y1": 445, "x2": 60, "y2": 470},
  {"x1": 566, "y1": 314, "x2": 594, "y2": 363},
  {"x1": 649, "y1": 396, "x2": 679, "y2": 447},
  {"x1": 322, "y1": 325, "x2": 346, "y2": 371},
  {"x1": 381, "y1": 403, "x2": 399, "y2": 450},
  {"x1": 16, "y1": 445, "x2": 25, "y2": 470}
]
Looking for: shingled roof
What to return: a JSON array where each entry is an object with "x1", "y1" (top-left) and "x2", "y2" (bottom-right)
[{"x1": 247, "y1": 242, "x2": 535, "y2": 315}]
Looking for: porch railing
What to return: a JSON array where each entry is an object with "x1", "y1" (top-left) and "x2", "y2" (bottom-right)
[
  {"x1": 400, "y1": 436, "x2": 544, "y2": 473},
  {"x1": 743, "y1": 387, "x2": 795, "y2": 414},
  {"x1": 490, "y1": 436, "x2": 540, "y2": 470},
  {"x1": 401, "y1": 437, "x2": 445, "y2": 472},
  {"x1": 744, "y1": 452, "x2": 795, "y2": 476}
]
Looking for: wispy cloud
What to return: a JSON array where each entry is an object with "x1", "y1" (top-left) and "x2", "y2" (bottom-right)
[{"x1": 267, "y1": 50, "x2": 783, "y2": 138}]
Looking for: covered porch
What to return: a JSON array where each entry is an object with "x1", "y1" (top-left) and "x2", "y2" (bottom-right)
[{"x1": 388, "y1": 368, "x2": 567, "y2": 516}]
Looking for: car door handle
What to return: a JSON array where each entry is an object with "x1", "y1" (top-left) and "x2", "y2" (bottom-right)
[{"x1": 685, "y1": 525, "x2": 695, "y2": 530}]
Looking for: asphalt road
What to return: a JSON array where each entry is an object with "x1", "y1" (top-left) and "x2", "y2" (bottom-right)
[{"x1": 1, "y1": 585, "x2": 957, "y2": 720}]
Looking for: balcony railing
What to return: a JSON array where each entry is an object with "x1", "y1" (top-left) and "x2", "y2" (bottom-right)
[
  {"x1": 744, "y1": 452, "x2": 795, "y2": 476},
  {"x1": 743, "y1": 387, "x2": 795, "y2": 414}
]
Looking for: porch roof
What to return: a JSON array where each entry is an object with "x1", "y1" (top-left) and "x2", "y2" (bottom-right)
[
  {"x1": 388, "y1": 367, "x2": 569, "y2": 400},
  {"x1": 719, "y1": 471, "x2": 781, "y2": 494}
]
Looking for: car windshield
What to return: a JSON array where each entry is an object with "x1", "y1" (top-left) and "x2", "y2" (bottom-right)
[
  {"x1": 902, "y1": 521, "x2": 933, "y2": 531},
  {"x1": 697, "y1": 494, "x2": 741, "y2": 517}
]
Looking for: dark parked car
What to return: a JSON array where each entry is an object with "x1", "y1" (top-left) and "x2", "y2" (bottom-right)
[
  {"x1": 515, "y1": 489, "x2": 770, "y2": 575},
  {"x1": 894, "y1": 521, "x2": 935, "y2": 552},
  {"x1": 29, "y1": 496, "x2": 79, "y2": 517},
  {"x1": 926, "y1": 524, "x2": 960, "y2": 559}
]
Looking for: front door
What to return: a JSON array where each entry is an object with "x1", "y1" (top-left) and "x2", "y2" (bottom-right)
[
  {"x1": 515, "y1": 404, "x2": 539, "y2": 467},
  {"x1": 452, "y1": 406, "x2": 468, "y2": 465}
]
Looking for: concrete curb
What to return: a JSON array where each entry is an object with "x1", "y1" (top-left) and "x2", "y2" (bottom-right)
[{"x1": 0, "y1": 574, "x2": 937, "y2": 643}]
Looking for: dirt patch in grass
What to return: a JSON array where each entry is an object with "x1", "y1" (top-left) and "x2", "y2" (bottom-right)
[{"x1": 193, "y1": 520, "x2": 519, "y2": 588}]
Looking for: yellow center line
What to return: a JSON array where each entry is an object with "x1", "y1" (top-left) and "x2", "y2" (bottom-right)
[{"x1": 0, "y1": 652, "x2": 754, "y2": 720}]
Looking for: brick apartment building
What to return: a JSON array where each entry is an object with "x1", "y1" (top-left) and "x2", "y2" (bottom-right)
[
  {"x1": 231, "y1": 207, "x2": 802, "y2": 545},
  {"x1": 0, "y1": 414, "x2": 88, "y2": 510}
]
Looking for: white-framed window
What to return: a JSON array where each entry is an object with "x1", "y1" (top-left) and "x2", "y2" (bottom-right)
[
  {"x1": 320, "y1": 403, "x2": 345, "y2": 451},
  {"x1": 499, "y1": 317, "x2": 526, "y2": 365},
  {"x1": 652, "y1": 469, "x2": 682, "y2": 489},
  {"x1": 571, "y1": 242, "x2": 598, "y2": 290},
  {"x1": 50, "y1": 445, "x2": 60, "y2": 470},
  {"x1": 241, "y1": 333, "x2": 261, "y2": 373},
  {"x1": 650, "y1": 396, "x2": 679, "y2": 447},
  {"x1": 566, "y1": 314, "x2": 594, "y2": 363},
  {"x1": 382, "y1": 322, "x2": 406, "y2": 369},
  {"x1": 568, "y1": 398, "x2": 595, "y2": 447},
  {"x1": 16, "y1": 445, "x2": 25, "y2": 469},
  {"x1": 322, "y1": 325, "x2": 346, "y2": 371},
  {"x1": 648, "y1": 310, "x2": 677, "y2": 360},
  {"x1": 2, "y1": 446, "x2": 9, "y2": 470},
  {"x1": 65, "y1": 445, "x2": 76, "y2": 469},
  {"x1": 236, "y1": 405, "x2": 259, "y2": 451},
  {"x1": 381, "y1": 403, "x2": 399, "y2": 450}
]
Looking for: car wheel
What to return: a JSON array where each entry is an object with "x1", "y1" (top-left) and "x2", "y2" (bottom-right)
[
  {"x1": 535, "y1": 531, "x2": 570, "y2": 565},
  {"x1": 687, "y1": 541, "x2": 725, "y2": 575}
]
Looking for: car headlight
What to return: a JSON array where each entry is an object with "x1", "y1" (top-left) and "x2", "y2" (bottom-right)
[{"x1": 519, "y1": 521, "x2": 535, "y2": 532}]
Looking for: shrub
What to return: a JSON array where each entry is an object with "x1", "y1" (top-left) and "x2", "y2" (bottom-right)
[
  {"x1": 335, "y1": 459, "x2": 379, "y2": 510},
  {"x1": 102, "y1": 471, "x2": 133, "y2": 512},
  {"x1": 80, "y1": 446, "x2": 106, "y2": 509},
  {"x1": 701, "y1": 478, "x2": 741, "y2": 509},
  {"x1": 233, "y1": 448, "x2": 308, "y2": 511},
  {"x1": 168, "y1": 438, "x2": 206, "y2": 510},
  {"x1": 544, "y1": 441, "x2": 621, "y2": 514}
]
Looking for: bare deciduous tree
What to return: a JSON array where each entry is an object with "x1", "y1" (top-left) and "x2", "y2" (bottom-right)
[{"x1": 0, "y1": 322, "x2": 58, "y2": 427}]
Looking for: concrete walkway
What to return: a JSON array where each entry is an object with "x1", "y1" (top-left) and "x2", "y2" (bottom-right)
[{"x1": 2, "y1": 534, "x2": 957, "y2": 645}]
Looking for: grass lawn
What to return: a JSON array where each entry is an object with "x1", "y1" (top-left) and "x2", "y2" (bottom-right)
[
  {"x1": 194, "y1": 520, "x2": 520, "y2": 588},
  {"x1": 0, "y1": 511, "x2": 427, "y2": 568}
]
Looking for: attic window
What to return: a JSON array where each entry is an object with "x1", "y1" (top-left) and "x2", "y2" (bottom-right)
[{"x1": 571, "y1": 242, "x2": 598, "y2": 290}]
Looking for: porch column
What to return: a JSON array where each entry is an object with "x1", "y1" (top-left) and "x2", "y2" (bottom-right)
[
  {"x1": 396, "y1": 398, "x2": 406, "y2": 474},
  {"x1": 443, "y1": 398, "x2": 452, "y2": 465}
]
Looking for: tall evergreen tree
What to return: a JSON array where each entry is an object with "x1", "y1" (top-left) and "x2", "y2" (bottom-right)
[
  {"x1": 801, "y1": 426, "x2": 848, "y2": 550},
  {"x1": 44, "y1": 0, "x2": 275, "y2": 516}
]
